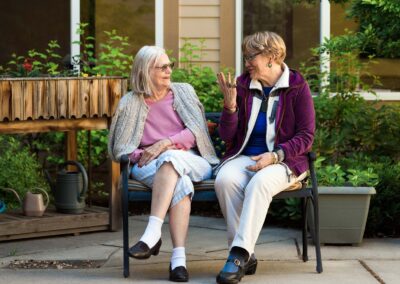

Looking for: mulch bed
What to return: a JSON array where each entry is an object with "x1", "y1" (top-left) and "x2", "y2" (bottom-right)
[{"x1": 7, "y1": 259, "x2": 104, "y2": 269}]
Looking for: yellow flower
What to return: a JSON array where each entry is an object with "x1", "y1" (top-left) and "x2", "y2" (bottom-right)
[{"x1": 81, "y1": 73, "x2": 89, "y2": 77}]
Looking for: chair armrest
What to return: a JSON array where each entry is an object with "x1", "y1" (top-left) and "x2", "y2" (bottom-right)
[
  {"x1": 308, "y1": 151, "x2": 316, "y2": 162},
  {"x1": 307, "y1": 151, "x2": 319, "y2": 198},
  {"x1": 120, "y1": 154, "x2": 130, "y2": 200},
  {"x1": 120, "y1": 154, "x2": 129, "y2": 167}
]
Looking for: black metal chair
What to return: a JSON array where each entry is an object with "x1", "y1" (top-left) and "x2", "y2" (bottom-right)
[{"x1": 118, "y1": 113, "x2": 323, "y2": 278}]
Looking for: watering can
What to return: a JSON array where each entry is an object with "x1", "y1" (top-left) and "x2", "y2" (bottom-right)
[
  {"x1": 0, "y1": 200, "x2": 5, "y2": 213},
  {"x1": 0, "y1": 187, "x2": 49, "y2": 216},
  {"x1": 45, "y1": 160, "x2": 88, "y2": 214}
]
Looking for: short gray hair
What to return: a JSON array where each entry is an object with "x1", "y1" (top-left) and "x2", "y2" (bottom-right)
[
  {"x1": 130, "y1": 46, "x2": 166, "y2": 95},
  {"x1": 242, "y1": 31, "x2": 286, "y2": 65}
]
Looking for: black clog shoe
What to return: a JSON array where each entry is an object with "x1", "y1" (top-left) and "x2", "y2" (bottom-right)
[
  {"x1": 216, "y1": 257, "x2": 245, "y2": 284},
  {"x1": 169, "y1": 264, "x2": 189, "y2": 282},
  {"x1": 216, "y1": 254, "x2": 258, "y2": 284},
  {"x1": 128, "y1": 239, "x2": 162, "y2": 259}
]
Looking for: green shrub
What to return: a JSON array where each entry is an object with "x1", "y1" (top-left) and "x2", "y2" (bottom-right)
[
  {"x1": 0, "y1": 23, "x2": 132, "y2": 78},
  {"x1": 28, "y1": 130, "x2": 109, "y2": 170},
  {"x1": 294, "y1": 28, "x2": 400, "y2": 234},
  {"x1": 77, "y1": 130, "x2": 109, "y2": 169},
  {"x1": 294, "y1": 0, "x2": 400, "y2": 58},
  {"x1": 1, "y1": 40, "x2": 68, "y2": 77},
  {"x1": 74, "y1": 23, "x2": 132, "y2": 77},
  {"x1": 171, "y1": 39, "x2": 224, "y2": 112},
  {"x1": 315, "y1": 156, "x2": 379, "y2": 187},
  {"x1": 300, "y1": 31, "x2": 379, "y2": 95},
  {"x1": 313, "y1": 94, "x2": 400, "y2": 163},
  {"x1": 366, "y1": 162, "x2": 400, "y2": 236},
  {"x1": 313, "y1": 96, "x2": 400, "y2": 236},
  {"x1": 348, "y1": 0, "x2": 400, "y2": 58},
  {"x1": 0, "y1": 135, "x2": 49, "y2": 209}
]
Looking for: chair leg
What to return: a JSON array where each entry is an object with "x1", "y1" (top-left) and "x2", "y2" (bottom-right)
[
  {"x1": 122, "y1": 165, "x2": 130, "y2": 278},
  {"x1": 302, "y1": 198, "x2": 309, "y2": 262},
  {"x1": 312, "y1": 197, "x2": 323, "y2": 273}
]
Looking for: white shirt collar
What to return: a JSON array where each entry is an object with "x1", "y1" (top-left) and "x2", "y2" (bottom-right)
[{"x1": 249, "y1": 63, "x2": 290, "y2": 93}]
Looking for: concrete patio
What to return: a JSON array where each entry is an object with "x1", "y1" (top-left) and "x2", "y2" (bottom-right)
[{"x1": 0, "y1": 215, "x2": 399, "y2": 283}]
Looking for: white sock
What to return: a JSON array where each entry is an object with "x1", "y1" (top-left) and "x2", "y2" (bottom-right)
[
  {"x1": 171, "y1": 247, "x2": 186, "y2": 270},
  {"x1": 140, "y1": 215, "x2": 163, "y2": 248}
]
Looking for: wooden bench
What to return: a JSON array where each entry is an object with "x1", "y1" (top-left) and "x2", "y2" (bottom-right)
[{"x1": 118, "y1": 112, "x2": 323, "y2": 277}]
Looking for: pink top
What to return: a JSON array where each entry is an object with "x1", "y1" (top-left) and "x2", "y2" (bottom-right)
[{"x1": 129, "y1": 91, "x2": 196, "y2": 163}]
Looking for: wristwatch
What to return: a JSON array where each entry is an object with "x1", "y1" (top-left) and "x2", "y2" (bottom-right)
[{"x1": 273, "y1": 147, "x2": 285, "y2": 163}]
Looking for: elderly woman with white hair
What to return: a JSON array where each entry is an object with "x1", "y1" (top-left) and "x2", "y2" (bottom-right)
[{"x1": 108, "y1": 45, "x2": 219, "y2": 282}]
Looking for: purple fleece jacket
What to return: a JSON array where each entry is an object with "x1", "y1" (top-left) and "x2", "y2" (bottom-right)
[{"x1": 219, "y1": 69, "x2": 315, "y2": 176}]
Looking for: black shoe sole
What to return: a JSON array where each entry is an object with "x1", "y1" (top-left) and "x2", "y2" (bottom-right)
[
  {"x1": 129, "y1": 246, "x2": 160, "y2": 259},
  {"x1": 216, "y1": 275, "x2": 242, "y2": 284},
  {"x1": 128, "y1": 239, "x2": 162, "y2": 259},
  {"x1": 169, "y1": 265, "x2": 189, "y2": 282},
  {"x1": 245, "y1": 259, "x2": 257, "y2": 275},
  {"x1": 168, "y1": 277, "x2": 188, "y2": 282}
]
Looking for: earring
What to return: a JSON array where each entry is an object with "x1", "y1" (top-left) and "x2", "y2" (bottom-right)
[{"x1": 267, "y1": 63, "x2": 272, "y2": 68}]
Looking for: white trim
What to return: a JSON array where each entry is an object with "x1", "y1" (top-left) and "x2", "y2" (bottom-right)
[
  {"x1": 155, "y1": 0, "x2": 164, "y2": 48},
  {"x1": 70, "y1": 0, "x2": 80, "y2": 73},
  {"x1": 360, "y1": 91, "x2": 400, "y2": 101},
  {"x1": 313, "y1": 91, "x2": 400, "y2": 101},
  {"x1": 235, "y1": 0, "x2": 243, "y2": 77},
  {"x1": 320, "y1": 0, "x2": 330, "y2": 90}
]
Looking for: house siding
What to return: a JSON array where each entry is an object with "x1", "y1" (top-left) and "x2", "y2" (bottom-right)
[{"x1": 179, "y1": 0, "x2": 221, "y2": 71}]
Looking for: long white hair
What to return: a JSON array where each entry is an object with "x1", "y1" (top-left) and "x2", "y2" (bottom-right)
[{"x1": 130, "y1": 45, "x2": 166, "y2": 95}]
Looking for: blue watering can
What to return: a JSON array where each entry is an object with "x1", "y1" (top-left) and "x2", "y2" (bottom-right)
[
  {"x1": 0, "y1": 187, "x2": 21, "y2": 214},
  {"x1": 0, "y1": 200, "x2": 5, "y2": 213}
]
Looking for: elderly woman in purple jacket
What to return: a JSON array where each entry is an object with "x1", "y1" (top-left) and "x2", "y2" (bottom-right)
[{"x1": 214, "y1": 31, "x2": 315, "y2": 284}]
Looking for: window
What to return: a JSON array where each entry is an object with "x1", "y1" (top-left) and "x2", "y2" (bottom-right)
[
  {"x1": 87, "y1": 0, "x2": 155, "y2": 57},
  {"x1": 0, "y1": 0, "x2": 155, "y2": 68},
  {"x1": 0, "y1": 0, "x2": 70, "y2": 67},
  {"x1": 243, "y1": 0, "x2": 319, "y2": 69}
]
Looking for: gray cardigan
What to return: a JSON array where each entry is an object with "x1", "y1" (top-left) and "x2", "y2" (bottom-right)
[{"x1": 108, "y1": 82, "x2": 219, "y2": 165}]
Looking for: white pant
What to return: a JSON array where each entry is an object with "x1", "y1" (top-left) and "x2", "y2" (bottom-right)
[{"x1": 215, "y1": 155, "x2": 304, "y2": 254}]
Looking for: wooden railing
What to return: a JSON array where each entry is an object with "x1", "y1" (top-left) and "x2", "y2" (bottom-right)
[{"x1": 0, "y1": 77, "x2": 126, "y2": 122}]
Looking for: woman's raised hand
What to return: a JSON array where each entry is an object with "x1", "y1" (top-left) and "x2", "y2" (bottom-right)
[{"x1": 217, "y1": 72, "x2": 237, "y2": 113}]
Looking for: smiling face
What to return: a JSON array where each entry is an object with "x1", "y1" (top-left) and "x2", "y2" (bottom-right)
[
  {"x1": 241, "y1": 31, "x2": 287, "y2": 84},
  {"x1": 150, "y1": 53, "x2": 173, "y2": 90},
  {"x1": 244, "y1": 51, "x2": 270, "y2": 81}
]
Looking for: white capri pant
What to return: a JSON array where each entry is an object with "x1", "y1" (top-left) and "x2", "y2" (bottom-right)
[
  {"x1": 131, "y1": 149, "x2": 212, "y2": 207},
  {"x1": 215, "y1": 155, "x2": 306, "y2": 254}
]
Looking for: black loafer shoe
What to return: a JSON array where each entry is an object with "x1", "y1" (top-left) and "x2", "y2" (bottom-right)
[
  {"x1": 244, "y1": 254, "x2": 258, "y2": 275},
  {"x1": 216, "y1": 258, "x2": 245, "y2": 284},
  {"x1": 128, "y1": 239, "x2": 162, "y2": 259},
  {"x1": 169, "y1": 264, "x2": 189, "y2": 282}
]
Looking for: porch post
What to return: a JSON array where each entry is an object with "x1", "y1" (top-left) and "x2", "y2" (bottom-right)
[
  {"x1": 71, "y1": 0, "x2": 81, "y2": 73},
  {"x1": 320, "y1": 0, "x2": 330, "y2": 91},
  {"x1": 235, "y1": 0, "x2": 243, "y2": 77},
  {"x1": 155, "y1": 0, "x2": 164, "y2": 47}
]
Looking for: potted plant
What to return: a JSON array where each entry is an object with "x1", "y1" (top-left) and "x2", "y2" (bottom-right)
[{"x1": 310, "y1": 157, "x2": 378, "y2": 245}]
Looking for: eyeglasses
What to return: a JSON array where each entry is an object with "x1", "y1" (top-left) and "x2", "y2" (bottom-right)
[
  {"x1": 243, "y1": 51, "x2": 262, "y2": 62},
  {"x1": 154, "y1": 62, "x2": 175, "y2": 72}
]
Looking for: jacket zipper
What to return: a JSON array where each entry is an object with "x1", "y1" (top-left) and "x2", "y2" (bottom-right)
[{"x1": 274, "y1": 89, "x2": 286, "y2": 145}]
